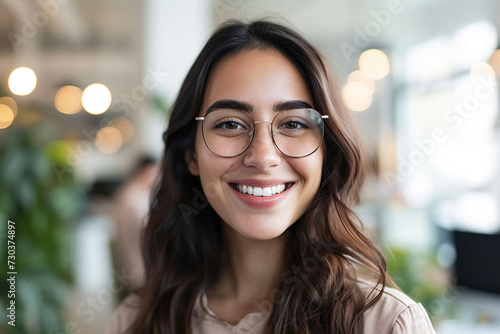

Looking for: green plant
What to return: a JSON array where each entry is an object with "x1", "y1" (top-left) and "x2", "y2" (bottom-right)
[
  {"x1": 0, "y1": 127, "x2": 82, "y2": 334},
  {"x1": 386, "y1": 246, "x2": 457, "y2": 324},
  {"x1": 149, "y1": 92, "x2": 170, "y2": 117}
]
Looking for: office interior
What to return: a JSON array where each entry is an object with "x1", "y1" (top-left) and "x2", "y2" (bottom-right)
[{"x1": 0, "y1": 0, "x2": 499, "y2": 333}]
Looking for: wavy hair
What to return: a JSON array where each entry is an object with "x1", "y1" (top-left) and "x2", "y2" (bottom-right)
[{"x1": 127, "y1": 19, "x2": 391, "y2": 333}]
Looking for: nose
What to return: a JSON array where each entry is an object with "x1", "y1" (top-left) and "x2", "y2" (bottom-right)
[{"x1": 243, "y1": 122, "x2": 281, "y2": 170}]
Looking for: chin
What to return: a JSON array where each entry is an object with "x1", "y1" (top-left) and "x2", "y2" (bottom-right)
[{"x1": 233, "y1": 221, "x2": 290, "y2": 241}]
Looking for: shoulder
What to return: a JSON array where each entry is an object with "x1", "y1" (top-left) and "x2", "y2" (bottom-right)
[
  {"x1": 105, "y1": 293, "x2": 141, "y2": 334},
  {"x1": 356, "y1": 279, "x2": 436, "y2": 334}
]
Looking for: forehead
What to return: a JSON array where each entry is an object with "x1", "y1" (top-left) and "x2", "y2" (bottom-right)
[{"x1": 201, "y1": 48, "x2": 313, "y2": 113}]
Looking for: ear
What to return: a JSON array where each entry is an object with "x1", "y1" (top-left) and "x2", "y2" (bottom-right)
[{"x1": 185, "y1": 149, "x2": 200, "y2": 176}]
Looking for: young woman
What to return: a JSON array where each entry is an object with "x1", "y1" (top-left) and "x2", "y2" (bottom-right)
[{"x1": 106, "y1": 20, "x2": 436, "y2": 333}]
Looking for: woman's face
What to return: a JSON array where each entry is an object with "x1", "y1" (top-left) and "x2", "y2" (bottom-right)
[{"x1": 188, "y1": 48, "x2": 324, "y2": 241}]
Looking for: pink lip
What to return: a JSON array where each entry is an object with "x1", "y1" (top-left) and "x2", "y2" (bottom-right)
[{"x1": 229, "y1": 182, "x2": 293, "y2": 209}]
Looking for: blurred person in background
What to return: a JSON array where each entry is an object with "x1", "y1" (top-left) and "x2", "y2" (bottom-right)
[
  {"x1": 106, "y1": 20, "x2": 436, "y2": 333},
  {"x1": 111, "y1": 156, "x2": 159, "y2": 294}
]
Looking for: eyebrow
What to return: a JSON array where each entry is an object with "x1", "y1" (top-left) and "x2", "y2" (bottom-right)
[
  {"x1": 206, "y1": 99, "x2": 313, "y2": 113},
  {"x1": 274, "y1": 100, "x2": 313, "y2": 111}
]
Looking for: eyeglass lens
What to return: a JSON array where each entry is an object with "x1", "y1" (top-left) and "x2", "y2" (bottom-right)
[{"x1": 200, "y1": 109, "x2": 325, "y2": 158}]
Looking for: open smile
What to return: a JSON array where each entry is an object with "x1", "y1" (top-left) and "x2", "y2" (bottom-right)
[
  {"x1": 231, "y1": 182, "x2": 293, "y2": 197},
  {"x1": 229, "y1": 182, "x2": 294, "y2": 197}
]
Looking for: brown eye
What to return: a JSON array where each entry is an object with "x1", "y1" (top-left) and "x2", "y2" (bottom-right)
[
  {"x1": 278, "y1": 119, "x2": 309, "y2": 130},
  {"x1": 214, "y1": 121, "x2": 245, "y2": 130},
  {"x1": 283, "y1": 121, "x2": 301, "y2": 129}
]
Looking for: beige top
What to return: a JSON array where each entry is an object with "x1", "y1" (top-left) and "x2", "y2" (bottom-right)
[{"x1": 106, "y1": 280, "x2": 436, "y2": 334}]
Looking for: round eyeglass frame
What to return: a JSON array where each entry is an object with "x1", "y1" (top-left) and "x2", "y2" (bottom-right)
[{"x1": 194, "y1": 108, "x2": 329, "y2": 158}]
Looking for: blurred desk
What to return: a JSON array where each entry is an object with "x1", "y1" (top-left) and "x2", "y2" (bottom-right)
[{"x1": 437, "y1": 288, "x2": 500, "y2": 334}]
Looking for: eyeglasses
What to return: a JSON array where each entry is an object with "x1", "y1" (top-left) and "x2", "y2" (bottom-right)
[{"x1": 195, "y1": 108, "x2": 328, "y2": 158}]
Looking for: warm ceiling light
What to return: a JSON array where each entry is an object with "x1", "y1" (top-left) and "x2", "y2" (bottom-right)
[
  {"x1": 342, "y1": 82, "x2": 373, "y2": 112},
  {"x1": 0, "y1": 97, "x2": 18, "y2": 117},
  {"x1": 109, "y1": 117, "x2": 134, "y2": 143},
  {"x1": 8, "y1": 67, "x2": 37, "y2": 96},
  {"x1": 470, "y1": 62, "x2": 496, "y2": 80},
  {"x1": 95, "y1": 127, "x2": 123, "y2": 154},
  {"x1": 359, "y1": 49, "x2": 390, "y2": 80},
  {"x1": 488, "y1": 49, "x2": 500, "y2": 76},
  {"x1": 55, "y1": 85, "x2": 83, "y2": 115},
  {"x1": 347, "y1": 70, "x2": 376, "y2": 94},
  {"x1": 0, "y1": 104, "x2": 15, "y2": 129},
  {"x1": 82, "y1": 83, "x2": 112, "y2": 115}
]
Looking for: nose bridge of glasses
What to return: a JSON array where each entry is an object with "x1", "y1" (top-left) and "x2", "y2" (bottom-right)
[
  {"x1": 251, "y1": 119, "x2": 274, "y2": 138},
  {"x1": 249, "y1": 119, "x2": 276, "y2": 151},
  {"x1": 253, "y1": 120, "x2": 272, "y2": 125}
]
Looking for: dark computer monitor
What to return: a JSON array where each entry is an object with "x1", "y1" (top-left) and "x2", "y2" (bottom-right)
[{"x1": 453, "y1": 230, "x2": 500, "y2": 295}]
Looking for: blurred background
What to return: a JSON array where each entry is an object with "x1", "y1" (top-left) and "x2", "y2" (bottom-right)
[{"x1": 0, "y1": 0, "x2": 499, "y2": 333}]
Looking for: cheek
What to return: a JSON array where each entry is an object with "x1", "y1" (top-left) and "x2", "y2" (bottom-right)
[
  {"x1": 299, "y1": 153, "x2": 324, "y2": 185},
  {"x1": 197, "y1": 155, "x2": 226, "y2": 210},
  {"x1": 195, "y1": 127, "x2": 204, "y2": 156},
  {"x1": 195, "y1": 129, "x2": 215, "y2": 175},
  {"x1": 195, "y1": 141, "x2": 233, "y2": 197}
]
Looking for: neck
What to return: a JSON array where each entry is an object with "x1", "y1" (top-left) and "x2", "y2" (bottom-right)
[{"x1": 214, "y1": 224, "x2": 286, "y2": 303}]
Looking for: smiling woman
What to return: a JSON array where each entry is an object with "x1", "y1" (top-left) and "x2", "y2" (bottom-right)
[{"x1": 106, "y1": 20, "x2": 436, "y2": 334}]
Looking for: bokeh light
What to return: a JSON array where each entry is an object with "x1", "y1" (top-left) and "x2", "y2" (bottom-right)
[
  {"x1": 489, "y1": 49, "x2": 500, "y2": 76},
  {"x1": 109, "y1": 117, "x2": 134, "y2": 143},
  {"x1": 359, "y1": 49, "x2": 390, "y2": 80},
  {"x1": 82, "y1": 83, "x2": 112, "y2": 115},
  {"x1": 8, "y1": 67, "x2": 37, "y2": 96},
  {"x1": 470, "y1": 62, "x2": 496, "y2": 80},
  {"x1": 342, "y1": 82, "x2": 373, "y2": 112},
  {"x1": 95, "y1": 127, "x2": 123, "y2": 154},
  {"x1": 55, "y1": 85, "x2": 83, "y2": 115},
  {"x1": 347, "y1": 70, "x2": 376, "y2": 95},
  {"x1": 0, "y1": 97, "x2": 18, "y2": 117},
  {"x1": 0, "y1": 104, "x2": 15, "y2": 129}
]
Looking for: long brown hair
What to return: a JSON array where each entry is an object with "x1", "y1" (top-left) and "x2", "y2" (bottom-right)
[{"x1": 127, "y1": 19, "x2": 391, "y2": 333}]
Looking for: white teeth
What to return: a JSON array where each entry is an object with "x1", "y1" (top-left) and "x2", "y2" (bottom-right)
[
  {"x1": 262, "y1": 187, "x2": 272, "y2": 196},
  {"x1": 235, "y1": 183, "x2": 288, "y2": 197}
]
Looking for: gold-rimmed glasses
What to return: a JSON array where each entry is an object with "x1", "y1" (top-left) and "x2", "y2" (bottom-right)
[{"x1": 195, "y1": 108, "x2": 328, "y2": 158}]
